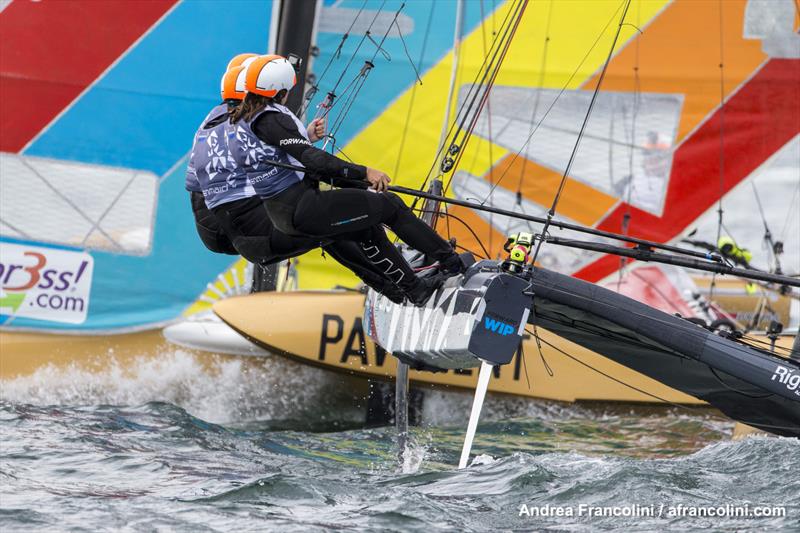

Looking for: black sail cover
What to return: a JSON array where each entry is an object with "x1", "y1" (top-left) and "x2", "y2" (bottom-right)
[{"x1": 528, "y1": 268, "x2": 800, "y2": 437}]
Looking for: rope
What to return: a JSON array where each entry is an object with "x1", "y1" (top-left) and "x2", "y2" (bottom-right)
[
  {"x1": 299, "y1": 0, "x2": 368, "y2": 117},
  {"x1": 709, "y1": 0, "x2": 727, "y2": 302},
  {"x1": 413, "y1": 208, "x2": 492, "y2": 259},
  {"x1": 479, "y1": 0, "x2": 625, "y2": 202},
  {"x1": 530, "y1": 0, "x2": 632, "y2": 266}
]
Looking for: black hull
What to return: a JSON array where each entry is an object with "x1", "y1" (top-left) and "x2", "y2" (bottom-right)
[{"x1": 528, "y1": 268, "x2": 800, "y2": 438}]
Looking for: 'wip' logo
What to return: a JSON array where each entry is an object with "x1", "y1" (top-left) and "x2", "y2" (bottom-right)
[
  {"x1": 771, "y1": 365, "x2": 800, "y2": 395},
  {"x1": 484, "y1": 316, "x2": 516, "y2": 336}
]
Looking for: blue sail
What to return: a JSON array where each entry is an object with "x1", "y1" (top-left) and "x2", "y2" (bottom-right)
[{"x1": 0, "y1": 0, "x2": 483, "y2": 332}]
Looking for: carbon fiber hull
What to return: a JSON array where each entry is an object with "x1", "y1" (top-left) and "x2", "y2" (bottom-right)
[{"x1": 528, "y1": 267, "x2": 800, "y2": 437}]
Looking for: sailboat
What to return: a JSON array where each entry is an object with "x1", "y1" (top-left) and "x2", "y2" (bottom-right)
[
  {"x1": 4, "y1": 0, "x2": 796, "y2": 449},
  {"x1": 209, "y1": 1, "x2": 800, "y2": 467},
  {"x1": 0, "y1": 0, "x2": 279, "y2": 377},
  {"x1": 211, "y1": 0, "x2": 798, "y2": 422}
]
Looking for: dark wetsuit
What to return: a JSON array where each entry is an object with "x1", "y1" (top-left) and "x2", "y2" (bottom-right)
[
  {"x1": 189, "y1": 107, "x2": 403, "y2": 299},
  {"x1": 190, "y1": 190, "x2": 238, "y2": 255},
  {"x1": 253, "y1": 112, "x2": 456, "y2": 288},
  {"x1": 186, "y1": 104, "x2": 237, "y2": 256}
]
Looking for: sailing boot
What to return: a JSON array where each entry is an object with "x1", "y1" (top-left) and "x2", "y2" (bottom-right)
[
  {"x1": 323, "y1": 240, "x2": 405, "y2": 304},
  {"x1": 438, "y1": 246, "x2": 471, "y2": 275},
  {"x1": 372, "y1": 280, "x2": 406, "y2": 304},
  {"x1": 404, "y1": 270, "x2": 454, "y2": 306},
  {"x1": 357, "y1": 227, "x2": 442, "y2": 306},
  {"x1": 382, "y1": 194, "x2": 467, "y2": 277}
]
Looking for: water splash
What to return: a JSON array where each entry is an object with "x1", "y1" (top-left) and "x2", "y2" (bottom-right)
[{"x1": 0, "y1": 349, "x2": 367, "y2": 426}]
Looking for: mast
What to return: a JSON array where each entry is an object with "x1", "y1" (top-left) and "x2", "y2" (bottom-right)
[
  {"x1": 252, "y1": 0, "x2": 320, "y2": 292},
  {"x1": 274, "y1": 0, "x2": 319, "y2": 113}
]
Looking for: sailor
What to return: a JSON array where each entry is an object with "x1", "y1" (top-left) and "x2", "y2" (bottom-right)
[
  {"x1": 717, "y1": 235, "x2": 758, "y2": 294},
  {"x1": 185, "y1": 54, "x2": 258, "y2": 254},
  {"x1": 642, "y1": 130, "x2": 670, "y2": 178},
  {"x1": 717, "y1": 236, "x2": 753, "y2": 269},
  {"x1": 229, "y1": 55, "x2": 465, "y2": 305},
  {"x1": 189, "y1": 56, "x2": 405, "y2": 302}
]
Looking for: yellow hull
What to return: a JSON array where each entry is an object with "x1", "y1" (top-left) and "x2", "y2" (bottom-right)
[
  {"x1": 731, "y1": 423, "x2": 765, "y2": 439},
  {"x1": 214, "y1": 291, "x2": 711, "y2": 404},
  {"x1": 0, "y1": 329, "x2": 260, "y2": 380},
  {"x1": 692, "y1": 276, "x2": 794, "y2": 330}
]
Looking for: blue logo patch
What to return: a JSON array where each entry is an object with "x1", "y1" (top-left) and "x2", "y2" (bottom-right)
[{"x1": 484, "y1": 317, "x2": 516, "y2": 336}]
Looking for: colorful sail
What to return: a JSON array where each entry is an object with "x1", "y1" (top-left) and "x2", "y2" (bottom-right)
[{"x1": 0, "y1": 0, "x2": 276, "y2": 331}]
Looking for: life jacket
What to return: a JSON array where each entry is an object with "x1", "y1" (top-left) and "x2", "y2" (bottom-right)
[
  {"x1": 189, "y1": 104, "x2": 254, "y2": 209},
  {"x1": 227, "y1": 102, "x2": 307, "y2": 199},
  {"x1": 186, "y1": 104, "x2": 226, "y2": 193}
]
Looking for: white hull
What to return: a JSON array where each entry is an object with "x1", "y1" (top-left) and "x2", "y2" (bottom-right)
[{"x1": 163, "y1": 312, "x2": 270, "y2": 356}]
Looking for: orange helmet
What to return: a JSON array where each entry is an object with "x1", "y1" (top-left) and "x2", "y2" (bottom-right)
[
  {"x1": 220, "y1": 65, "x2": 246, "y2": 101},
  {"x1": 226, "y1": 53, "x2": 258, "y2": 71},
  {"x1": 245, "y1": 55, "x2": 296, "y2": 98}
]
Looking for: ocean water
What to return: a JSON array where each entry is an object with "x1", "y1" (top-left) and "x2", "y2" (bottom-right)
[{"x1": 1, "y1": 351, "x2": 798, "y2": 532}]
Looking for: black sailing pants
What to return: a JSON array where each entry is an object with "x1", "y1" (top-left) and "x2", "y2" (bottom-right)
[
  {"x1": 210, "y1": 195, "x2": 398, "y2": 293},
  {"x1": 265, "y1": 181, "x2": 452, "y2": 265},
  {"x1": 268, "y1": 184, "x2": 455, "y2": 288},
  {"x1": 190, "y1": 191, "x2": 238, "y2": 255}
]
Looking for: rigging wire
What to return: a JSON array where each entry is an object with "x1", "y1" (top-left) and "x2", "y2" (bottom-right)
[
  {"x1": 446, "y1": 1, "x2": 522, "y2": 157},
  {"x1": 392, "y1": 2, "x2": 436, "y2": 178},
  {"x1": 512, "y1": 0, "x2": 554, "y2": 213},
  {"x1": 299, "y1": 0, "x2": 369, "y2": 117},
  {"x1": 444, "y1": 2, "x2": 519, "y2": 164},
  {"x1": 327, "y1": 0, "x2": 387, "y2": 99},
  {"x1": 751, "y1": 181, "x2": 782, "y2": 274},
  {"x1": 525, "y1": 327, "x2": 700, "y2": 410},
  {"x1": 313, "y1": 0, "x2": 388, "y2": 125},
  {"x1": 479, "y1": 0, "x2": 625, "y2": 202},
  {"x1": 394, "y1": 18, "x2": 423, "y2": 85},
  {"x1": 708, "y1": 0, "x2": 727, "y2": 303},
  {"x1": 325, "y1": 3, "x2": 407, "y2": 148},
  {"x1": 479, "y1": 0, "x2": 496, "y2": 254},
  {"x1": 534, "y1": 309, "x2": 800, "y2": 432},
  {"x1": 416, "y1": 0, "x2": 522, "y2": 196},
  {"x1": 405, "y1": 0, "x2": 464, "y2": 216},
  {"x1": 617, "y1": 0, "x2": 642, "y2": 291},
  {"x1": 529, "y1": 0, "x2": 633, "y2": 266},
  {"x1": 434, "y1": 0, "x2": 466, "y2": 162},
  {"x1": 443, "y1": 0, "x2": 529, "y2": 190}
]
